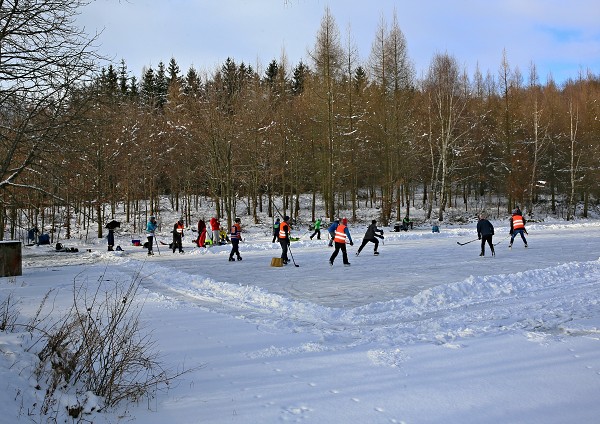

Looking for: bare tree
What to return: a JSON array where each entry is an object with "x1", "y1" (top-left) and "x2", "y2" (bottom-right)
[
  {"x1": 368, "y1": 11, "x2": 414, "y2": 224},
  {"x1": 423, "y1": 53, "x2": 472, "y2": 221},
  {"x1": 0, "y1": 0, "x2": 100, "y2": 236},
  {"x1": 308, "y1": 6, "x2": 343, "y2": 221}
]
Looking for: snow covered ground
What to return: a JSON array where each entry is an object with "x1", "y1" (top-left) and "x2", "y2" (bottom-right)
[{"x1": 2, "y1": 217, "x2": 600, "y2": 423}]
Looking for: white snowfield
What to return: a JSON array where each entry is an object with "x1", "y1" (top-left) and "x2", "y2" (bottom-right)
[{"x1": 4, "y1": 219, "x2": 600, "y2": 423}]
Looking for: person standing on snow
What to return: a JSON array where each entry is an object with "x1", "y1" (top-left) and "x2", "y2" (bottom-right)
[
  {"x1": 172, "y1": 218, "x2": 184, "y2": 253},
  {"x1": 272, "y1": 217, "x2": 280, "y2": 243},
  {"x1": 329, "y1": 218, "x2": 353, "y2": 266},
  {"x1": 146, "y1": 216, "x2": 157, "y2": 256},
  {"x1": 327, "y1": 219, "x2": 339, "y2": 247},
  {"x1": 196, "y1": 219, "x2": 207, "y2": 247},
  {"x1": 356, "y1": 219, "x2": 384, "y2": 256},
  {"x1": 209, "y1": 216, "x2": 220, "y2": 246},
  {"x1": 476, "y1": 213, "x2": 495, "y2": 257},
  {"x1": 309, "y1": 218, "x2": 322, "y2": 240},
  {"x1": 278, "y1": 215, "x2": 291, "y2": 265},
  {"x1": 229, "y1": 217, "x2": 243, "y2": 261},
  {"x1": 509, "y1": 208, "x2": 528, "y2": 248},
  {"x1": 107, "y1": 228, "x2": 115, "y2": 252}
]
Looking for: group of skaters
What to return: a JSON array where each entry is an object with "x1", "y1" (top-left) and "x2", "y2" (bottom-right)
[
  {"x1": 144, "y1": 215, "x2": 235, "y2": 257},
  {"x1": 144, "y1": 213, "x2": 415, "y2": 266},
  {"x1": 273, "y1": 215, "x2": 385, "y2": 266},
  {"x1": 142, "y1": 206, "x2": 528, "y2": 263},
  {"x1": 477, "y1": 206, "x2": 528, "y2": 257}
]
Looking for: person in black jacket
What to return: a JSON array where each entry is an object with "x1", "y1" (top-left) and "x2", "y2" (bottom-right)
[
  {"x1": 356, "y1": 219, "x2": 384, "y2": 256},
  {"x1": 476, "y1": 213, "x2": 495, "y2": 257}
]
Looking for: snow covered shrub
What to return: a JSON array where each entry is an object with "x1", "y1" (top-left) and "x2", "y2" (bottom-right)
[{"x1": 31, "y1": 273, "x2": 189, "y2": 419}]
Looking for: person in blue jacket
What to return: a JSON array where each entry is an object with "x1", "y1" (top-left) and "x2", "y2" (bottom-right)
[
  {"x1": 327, "y1": 218, "x2": 339, "y2": 247},
  {"x1": 146, "y1": 216, "x2": 157, "y2": 255}
]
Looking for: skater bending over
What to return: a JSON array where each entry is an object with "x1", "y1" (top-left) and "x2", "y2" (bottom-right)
[
  {"x1": 509, "y1": 208, "x2": 528, "y2": 248},
  {"x1": 356, "y1": 219, "x2": 384, "y2": 256}
]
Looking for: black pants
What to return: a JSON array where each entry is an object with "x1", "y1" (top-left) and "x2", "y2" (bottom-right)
[
  {"x1": 147, "y1": 235, "x2": 154, "y2": 253},
  {"x1": 172, "y1": 235, "x2": 183, "y2": 253},
  {"x1": 310, "y1": 229, "x2": 321, "y2": 239},
  {"x1": 229, "y1": 239, "x2": 241, "y2": 259},
  {"x1": 357, "y1": 237, "x2": 378, "y2": 254},
  {"x1": 330, "y1": 242, "x2": 349, "y2": 264},
  {"x1": 279, "y1": 238, "x2": 289, "y2": 262},
  {"x1": 481, "y1": 235, "x2": 494, "y2": 255},
  {"x1": 107, "y1": 230, "x2": 114, "y2": 251}
]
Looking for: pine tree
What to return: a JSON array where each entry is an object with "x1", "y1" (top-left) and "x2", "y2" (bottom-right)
[
  {"x1": 291, "y1": 61, "x2": 309, "y2": 95},
  {"x1": 118, "y1": 60, "x2": 129, "y2": 95},
  {"x1": 155, "y1": 61, "x2": 168, "y2": 108}
]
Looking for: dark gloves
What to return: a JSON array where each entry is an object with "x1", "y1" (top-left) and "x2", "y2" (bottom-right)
[
  {"x1": 350, "y1": 241, "x2": 354, "y2": 246},
  {"x1": 478, "y1": 235, "x2": 481, "y2": 240}
]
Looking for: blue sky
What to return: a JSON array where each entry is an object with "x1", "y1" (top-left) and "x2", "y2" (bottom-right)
[{"x1": 78, "y1": 0, "x2": 600, "y2": 84}]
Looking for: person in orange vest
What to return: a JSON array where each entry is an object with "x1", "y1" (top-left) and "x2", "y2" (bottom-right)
[
  {"x1": 229, "y1": 217, "x2": 243, "y2": 261},
  {"x1": 509, "y1": 207, "x2": 528, "y2": 248},
  {"x1": 278, "y1": 215, "x2": 291, "y2": 265},
  {"x1": 329, "y1": 218, "x2": 353, "y2": 266},
  {"x1": 172, "y1": 218, "x2": 184, "y2": 253}
]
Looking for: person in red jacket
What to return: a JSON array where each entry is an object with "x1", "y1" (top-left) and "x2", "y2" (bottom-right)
[
  {"x1": 196, "y1": 219, "x2": 207, "y2": 247},
  {"x1": 209, "y1": 216, "x2": 220, "y2": 245},
  {"x1": 509, "y1": 208, "x2": 528, "y2": 248}
]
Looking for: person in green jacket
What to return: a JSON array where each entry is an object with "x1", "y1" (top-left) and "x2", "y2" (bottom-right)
[{"x1": 309, "y1": 218, "x2": 322, "y2": 240}]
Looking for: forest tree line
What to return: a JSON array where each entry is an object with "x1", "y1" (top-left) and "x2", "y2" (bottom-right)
[{"x1": 1, "y1": 4, "x2": 599, "y2": 240}]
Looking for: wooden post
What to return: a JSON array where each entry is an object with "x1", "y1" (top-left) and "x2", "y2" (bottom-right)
[{"x1": 0, "y1": 241, "x2": 22, "y2": 277}]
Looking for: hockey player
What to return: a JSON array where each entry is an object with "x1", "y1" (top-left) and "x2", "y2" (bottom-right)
[
  {"x1": 509, "y1": 208, "x2": 528, "y2": 248},
  {"x1": 329, "y1": 219, "x2": 353, "y2": 266},
  {"x1": 356, "y1": 219, "x2": 384, "y2": 256},
  {"x1": 278, "y1": 216, "x2": 291, "y2": 265},
  {"x1": 229, "y1": 218, "x2": 243, "y2": 261},
  {"x1": 477, "y1": 213, "x2": 495, "y2": 256}
]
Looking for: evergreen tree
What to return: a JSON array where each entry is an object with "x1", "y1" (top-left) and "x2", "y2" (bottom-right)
[
  {"x1": 265, "y1": 60, "x2": 279, "y2": 89},
  {"x1": 291, "y1": 61, "x2": 309, "y2": 95},
  {"x1": 184, "y1": 66, "x2": 201, "y2": 95},
  {"x1": 141, "y1": 67, "x2": 156, "y2": 106},
  {"x1": 155, "y1": 61, "x2": 168, "y2": 107},
  {"x1": 118, "y1": 60, "x2": 129, "y2": 95},
  {"x1": 167, "y1": 57, "x2": 181, "y2": 86}
]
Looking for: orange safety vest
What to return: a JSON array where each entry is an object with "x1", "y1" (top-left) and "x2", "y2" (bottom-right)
[
  {"x1": 512, "y1": 215, "x2": 525, "y2": 230},
  {"x1": 230, "y1": 223, "x2": 241, "y2": 240},
  {"x1": 334, "y1": 224, "x2": 347, "y2": 243},
  {"x1": 279, "y1": 221, "x2": 290, "y2": 239},
  {"x1": 175, "y1": 222, "x2": 184, "y2": 234}
]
